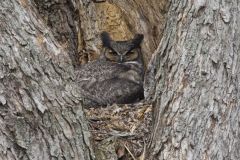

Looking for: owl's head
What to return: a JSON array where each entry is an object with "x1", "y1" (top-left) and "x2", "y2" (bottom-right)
[{"x1": 100, "y1": 32, "x2": 144, "y2": 63}]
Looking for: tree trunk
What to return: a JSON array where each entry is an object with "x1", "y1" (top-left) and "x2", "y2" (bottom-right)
[
  {"x1": 0, "y1": 0, "x2": 94, "y2": 159},
  {"x1": 147, "y1": 0, "x2": 240, "y2": 159}
]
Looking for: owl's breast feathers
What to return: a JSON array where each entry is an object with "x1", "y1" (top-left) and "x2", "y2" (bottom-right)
[{"x1": 77, "y1": 60, "x2": 143, "y2": 84}]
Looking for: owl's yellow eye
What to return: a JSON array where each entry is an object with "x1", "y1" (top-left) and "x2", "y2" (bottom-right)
[
  {"x1": 105, "y1": 50, "x2": 118, "y2": 62},
  {"x1": 125, "y1": 51, "x2": 138, "y2": 61},
  {"x1": 108, "y1": 50, "x2": 117, "y2": 55},
  {"x1": 127, "y1": 51, "x2": 135, "y2": 55}
]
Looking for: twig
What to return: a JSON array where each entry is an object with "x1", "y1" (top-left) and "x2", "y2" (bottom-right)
[{"x1": 124, "y1": 143, "x2": 137, "y2": 160}]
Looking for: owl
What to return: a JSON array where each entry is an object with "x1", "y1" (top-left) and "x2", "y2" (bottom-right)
[{"x1": 76, "y1": 32, "x2": 144, "y2": 106}]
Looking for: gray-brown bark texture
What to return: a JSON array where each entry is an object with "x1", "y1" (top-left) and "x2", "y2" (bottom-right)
[
  {"x1": 33, "y1": 0, "x2": 80, "y2": 66},
  {"x1": 147, "y1": 0, "x2": 240, "y2": 159},
  {"x1": 0, "y1": 0, "x2": 94, "y2": 159}
]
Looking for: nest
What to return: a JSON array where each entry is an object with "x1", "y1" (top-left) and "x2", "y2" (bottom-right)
[{"x1": 85, "y1": 102, "x2": 152, "y2": 160}]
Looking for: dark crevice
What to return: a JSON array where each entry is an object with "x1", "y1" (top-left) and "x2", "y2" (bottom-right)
[{"x1": 33, "y1": 0, "x2": 80, "y2": 67}]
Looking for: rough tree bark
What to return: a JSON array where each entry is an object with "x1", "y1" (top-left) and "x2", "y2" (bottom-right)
[
  {"x1": 147, "y1": 0, "x2": 240, "y2": 159},
  {"x1": 33, "y1": 0, "x2": 80, "y2": 66},
  {"x1": 0, "y1": 0, "x2": 94, "y2": 159}
]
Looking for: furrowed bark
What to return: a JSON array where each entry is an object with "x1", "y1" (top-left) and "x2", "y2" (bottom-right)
[
  {"x1": 0, "y1": 0, "x2": 94, "y2": 159},
  {"x1": 33, "y1": 0, "x2": 80, "y2": 66},
  {"x1": 147, "y1": 0, "x2": 240, "y2": 159}
]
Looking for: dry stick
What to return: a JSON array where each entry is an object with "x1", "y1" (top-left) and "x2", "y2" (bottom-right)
[
  {"x1": 139, "y1": 140, "x2": 146, "y2": 160},
  {"x1": 124, "y1": 143, "x2": 137, "y2": 160}
]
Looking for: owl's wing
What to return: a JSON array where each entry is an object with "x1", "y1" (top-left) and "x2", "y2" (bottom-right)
[{"x1": 80, "y1": 78, "x2": 144, "y2": 106}]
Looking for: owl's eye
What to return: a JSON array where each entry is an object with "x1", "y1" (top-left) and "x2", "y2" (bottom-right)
[
  {"x1": 127, "y1": 51, "x2": 135, "y2": 55},
  {"x1": 109, "y1": 50, "x2": 117, "y2": 55},
  {"x1": 125, "y1": 51, "x2": 138, "y2": 60},
  {"x1": 105, "y1": 50, "x2": 119, "y2": 62}
]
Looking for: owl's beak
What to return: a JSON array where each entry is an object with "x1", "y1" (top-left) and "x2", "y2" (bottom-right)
[{"x1": 119, "y1": 56, "x2": 123, "y2": 63}]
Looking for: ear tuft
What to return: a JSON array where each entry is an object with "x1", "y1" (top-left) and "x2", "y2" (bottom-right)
[
  {"x1": 101, "y1": 31, "x2": 112, "y2": 47},
  {"x1": 132, "y1": 34, "x2": 144, "y2": 47}
]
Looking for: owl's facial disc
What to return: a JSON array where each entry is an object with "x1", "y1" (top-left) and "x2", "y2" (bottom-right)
[{"x1": 101, "y1": 32, "x2": 143, "y2": 63}]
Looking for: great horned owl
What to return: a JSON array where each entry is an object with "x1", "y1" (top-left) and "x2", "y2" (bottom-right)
[{"x1": 76, "y1": 32, "x2": 144, "y2": 106}]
